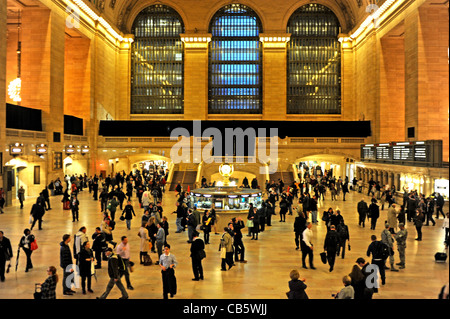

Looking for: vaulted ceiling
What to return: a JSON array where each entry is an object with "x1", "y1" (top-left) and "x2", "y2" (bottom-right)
[{"x1": 109, "y1": 0, "x2": 369, "y2": 34}]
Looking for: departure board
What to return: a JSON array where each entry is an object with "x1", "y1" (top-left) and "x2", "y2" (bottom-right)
[
  {"x1": 414, "y1": 144, "x2": 427, "y2": 161},
  {"x1": 392, "y1": 144, "x2": 414, "y2": 161},
  {"x1": 360, "y1": 140, "x2": 443, "y2": 167},
  {"x1": 376, "y1": 145, "x2": 391, "y2": 160},
  {"x1": 361, "y1": 146, "x2": 376, "y2": 160}
]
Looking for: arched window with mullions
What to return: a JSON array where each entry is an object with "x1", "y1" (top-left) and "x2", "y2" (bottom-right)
[
  {"x1": 287, "y1": 4, "x2": 341, "y2": 114},
  {"x1": 131, "y1": 5, "x2": 184, "y2": 114},
  {"x1": 208, "y1": 4, "x2": 263, "y2": 114}
]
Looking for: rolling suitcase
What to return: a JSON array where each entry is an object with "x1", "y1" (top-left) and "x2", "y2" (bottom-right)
[
  {"x1": 63, "y1": 200, "x2": 70, "y2": 210},
  {"x1": 434, "y1": 252, "x2": 447, "y2": 263}
]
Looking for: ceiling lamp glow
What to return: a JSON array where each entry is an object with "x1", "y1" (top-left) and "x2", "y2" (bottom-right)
[{"x1": 8, "y1": 78, "x2": 21, "y2": 102}]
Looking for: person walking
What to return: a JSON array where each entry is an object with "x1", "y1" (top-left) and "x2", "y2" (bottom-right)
[
  {"x1": 190, "y1": 231, "x2": 205, "y2": 281},
  {"x1": 202, "y1": 210, "x2": 212, "y2": 244},
  {"x1": 159, "y1": 244, "x2": 177, "y2": 299},
  {"x1": 357, "y1": 198, "x2": 369, "y2": 228},
  {"x1": 394, "y1": 223, "x2": 408, "y2": 269},
  {"x1": 42, "y1": 187, "x2": 51, "y2": 211},
  {"x1": 186, "y1": 209, "x2": 197, "y2": 244},
  {"x1": 173, "y1": 202, "x2": 185, "y2": 233},
  {"x1": 30, "y1": 200, "x2": 45, "y2": 231},
  {"x1": 18, "y1": 229, "x2": 35, "y2": 272},
  {"x1": 443, "y1": 213, "x2": 449, "y2": 244},
  {"x1": 414, "y1": 209, "x2": 424, "y2": 241},
  {"x1": 0, "y1": 231, "x2": 13, "y2": 282},
  {"x1": 366, "y1": 235, "x2": 387, "y2": 286},
  {"x1": 116, "y1": 236, "x2": 134, "y2": 290},
  {"x1": 138, "y1": 222, "x2": 150, "y2": 264},
  {"x1": 294, "y1": 211, "x2": 307, "y2": 251},
  {"x1": 368, "y1": 200, "x2": 380, "y2": 230},
  {"x1": 231, "y1": 217, "x2": 247, "y2": 263},
  {"x1": 18, "y1": 186, "x2": 25, "y2": 209},
  {"x1": 435, "y1": 193, "x2": 445, "y2": 219},
  {"x1": 424, "y1": 197, "x2": 436, "y2": 226},
  {"x1": 60, "y1": 234, "x2": 76, "y2": 295},
  {"x1": 279, "y1": 196, "x2": 288, "y2": 222},
  {"x1": 69, "y1": 194, "x2": 80, "y2": 222},
  {"x1": 121, "y1": 201, "x2": 136, "y2": 230},
  {"x1": 342, "y1": 182, "x2": 349, "y2": 201},
  {"x1": 381, "y1": 223, "x2": 399, "y2": 272},
  {"x1": 73, "y1": 227, "x2": 89, "y2": 265},
  {"x1": 323, "y1": 225, "x2": 340, "y2": 272},
  {"x1": 301, "y1": 222, "x2": 316, "y2": 269},
  {"x1": 309, "y1": 196, "x2": 318, "y2": 224},
  {"x1": 249, "y1": 207, "x2": 260, "y2": 240},
  {"x1": 78, "y1": 241, "x2": 94, "y2": 294},
  {"x1": 97, "y1": 248, "x2": 129, "y2": 299},
  {"x1": 39, "y1": 266, "x2": 58, "y2": 299},
  {"x1": 107, "y1": 196, "x2": 120, "y2": 222},
  {"x1": 155, "y1": 223, "x2": 166, "y2": 266},
  {"x1": 336, "y1": 220, "x2": 350, "y2": 259},
  {"x1": 386, "y1": 204, "x2": 399, "y2": 234},
  {"x1": 92, "y1": 227, "x2": 106, "y2": 269},
  {"x1": 220, "y1": 227, "x2": 234, "y2": 271}
]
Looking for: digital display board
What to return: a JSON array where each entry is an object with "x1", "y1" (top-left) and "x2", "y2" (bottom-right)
[{"x1": 360, "y1": 140, "x2": 443, "y2": 167}]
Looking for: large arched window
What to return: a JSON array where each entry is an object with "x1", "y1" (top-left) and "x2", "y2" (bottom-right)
[
  {"x1": 208, "y1": 4, "x2": 263, "y2": 114},
  {"x1": 287, "y1": 4, "x2": 341, "y2": 114},
  {"x1": 131, "y1": 5, "x2": 184, "y2": 114}
]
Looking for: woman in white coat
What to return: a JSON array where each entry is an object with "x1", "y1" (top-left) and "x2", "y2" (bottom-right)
[{"x1": 138, "y1": 222, "x2": 150, "y2": 264}]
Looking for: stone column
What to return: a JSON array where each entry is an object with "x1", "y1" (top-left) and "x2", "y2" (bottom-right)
[
  {"x1": 260, "y1": 34, "x2": 290, "y2": 120},
  {"x1": 20, "y1": 8, "x2": 65, "y2": 184},
  {"x1": 404, "y1": 5, "x2": 449, "y2": 161},
  {"x1": 340, "y1": 36, "x2": 355, "y2": 120},
  {"x1": 181, "y1": 34, "x2": 210, "y2": 120}
]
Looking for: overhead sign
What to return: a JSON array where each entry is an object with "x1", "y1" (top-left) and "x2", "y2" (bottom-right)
[{"x1": 360, "y1": 140, "x2": 443, "y2": 167}]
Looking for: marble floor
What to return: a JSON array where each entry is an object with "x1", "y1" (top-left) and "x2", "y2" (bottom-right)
[{"x1": 0, "y1": 188, "x2": 448, "y2": 299}]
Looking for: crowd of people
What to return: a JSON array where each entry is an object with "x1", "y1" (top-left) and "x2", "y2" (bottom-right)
[{"x1": 0, "y1": 165, "x2": 448, "y2": 300}]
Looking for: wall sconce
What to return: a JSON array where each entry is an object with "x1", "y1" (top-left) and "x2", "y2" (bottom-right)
[
  {"x1": 65, "y1": 144, "x2": 76, "y2": 155},
  {"x1": 10, "y1": 143, "x2": 24, "y2": 156},
  {"x1": 81, "y1": 145, "x2": 89, "y2": 155},
  {"x1": 36, "y1": 144, "x2": 48, "y2": 155}
]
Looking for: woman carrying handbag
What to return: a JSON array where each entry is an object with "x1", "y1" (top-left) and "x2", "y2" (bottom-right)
[
  {"x1": 18, "y1": 229, "x2": 36, "y2": 272},
  {"x1": 79, "y1": 241, "x2": 94, "y2": 294}
]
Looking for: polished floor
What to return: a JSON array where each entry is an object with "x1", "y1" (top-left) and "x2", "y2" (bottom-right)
[{"x1": 0, "y1": 187, "x2": 448, "y2": 299}]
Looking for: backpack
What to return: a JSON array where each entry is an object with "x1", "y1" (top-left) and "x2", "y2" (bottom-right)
[
  {"x1": 378, "y1": 242, "x2": 390, "y2": 260},
  {"x1": 109, "y1": 220, "x2": 116, "y2": 230},
  {"x1": 337, "y1": 224, "x2": 349, "y2": 240}
]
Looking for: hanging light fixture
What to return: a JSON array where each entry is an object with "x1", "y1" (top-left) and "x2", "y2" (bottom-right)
[{"x1": 8, "y1": 10, "x2": 22, "y2": 103}]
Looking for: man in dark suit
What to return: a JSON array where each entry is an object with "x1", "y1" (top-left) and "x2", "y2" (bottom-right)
[
  {"x1": 323, "y1": 225, "x2": 340, "y2": 272},
  {"x1": 0, "y1": 231, "x2": 13, "y2": 282},
  {"x1": 357, "y1": 198, "x2": 369, "y2": 227},
  {"x1": 190, "y1": 231, "x2": 205, "y2": 281}
]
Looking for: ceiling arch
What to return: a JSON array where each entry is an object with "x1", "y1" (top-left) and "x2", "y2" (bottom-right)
[{"x1": 111, "y1": 0, "x2": 368, "y2": 35}]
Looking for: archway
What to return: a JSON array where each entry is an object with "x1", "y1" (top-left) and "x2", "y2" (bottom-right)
[{"x1": 294, "y1": 153, "x2": 358, "y2": 183}]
